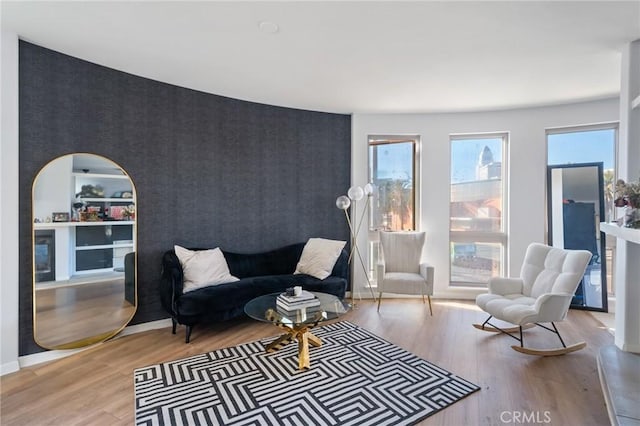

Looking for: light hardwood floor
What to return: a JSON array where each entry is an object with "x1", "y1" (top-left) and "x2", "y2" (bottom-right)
[{"x1": 1, "y1": 299, "x2": 613, "y2": 425}]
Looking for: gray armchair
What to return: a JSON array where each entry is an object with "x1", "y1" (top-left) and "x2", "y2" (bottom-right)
[{"x1": 376, "y1": 231, "x2": 434, "y2": 314}]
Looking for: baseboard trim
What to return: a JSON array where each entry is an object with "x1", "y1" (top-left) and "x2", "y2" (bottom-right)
[
  {"x1": 13, "y1": 318, "x2": 173, "y2": 373},
  {"x1": 350, "y1": 291, "x2": 477, "y2": 301},
  {"x1": 0, "y1": 360, "x2": 20, "y2": 376},
  {"x1": 19, "y1": 347, "x2": 89, "y2": 369},
  {"x1": 117, "y1": 318, "x2": 173, "y2": 337},
  {"x1": 615, "y1": 339, "x2": 640, "y2": 353}
]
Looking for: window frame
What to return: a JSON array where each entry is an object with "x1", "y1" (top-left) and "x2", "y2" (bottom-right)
[
  {"x1": 449, "y1": 132, "x2": 509, "y2": 287},
  {"x1": 545, "y1": 122, "x2": 619, "y2": 179},
  {"x1": 368, "y1": 135, "x2": 420, "y2": 232},
  {"x1": 367, "y1": 135, "x2": 420, "y2": 283}
]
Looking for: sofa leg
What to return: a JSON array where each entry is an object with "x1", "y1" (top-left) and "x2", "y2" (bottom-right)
[
  {"x1": 185, "y1": 325, "x2": 193, "y2": 344},
  {"x1": 172, "y1": 318, "x2": 177, "y2": 334}
]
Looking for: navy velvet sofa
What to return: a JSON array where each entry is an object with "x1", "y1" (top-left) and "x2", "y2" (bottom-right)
[{"x1": 160, "y1": 243, "x2": 349, "y2": 343}]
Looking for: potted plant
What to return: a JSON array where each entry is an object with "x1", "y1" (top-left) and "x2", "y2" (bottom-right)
[{"x1": 614, "y1": 178, "x2": 640, "y2": 228}]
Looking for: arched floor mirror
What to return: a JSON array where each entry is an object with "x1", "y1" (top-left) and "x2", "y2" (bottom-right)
[{"x1": 33, "y1": 153, "x2": 137, "y2": 349}]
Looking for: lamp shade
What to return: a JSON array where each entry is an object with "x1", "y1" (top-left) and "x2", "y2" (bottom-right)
[
  {"x1": 347, "y1": 186, "x2": 364, "y2": 201},
  {"x1": 336, "y1": 195, "x2": 351, "y2": 210},
  {"x1": 364, "y1": 183, "x2": 377, "y2": 196}
]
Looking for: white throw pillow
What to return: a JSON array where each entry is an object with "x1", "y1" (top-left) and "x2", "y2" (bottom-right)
[
  {"x1": 174, "y1": 245, "x2": 239, "y2": 293},
  {"x1": 294, "y1": 238, "x2": 346, "y2": 280}
]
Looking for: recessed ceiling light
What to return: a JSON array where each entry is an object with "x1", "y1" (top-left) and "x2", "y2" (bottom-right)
[{"x1": 259, "y1": 21, "x2": 279, "y2": 34}]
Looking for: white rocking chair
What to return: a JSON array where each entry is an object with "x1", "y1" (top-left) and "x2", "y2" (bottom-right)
[{"x1": 473, "y1": 243, "x2": 592, "y2": 356}]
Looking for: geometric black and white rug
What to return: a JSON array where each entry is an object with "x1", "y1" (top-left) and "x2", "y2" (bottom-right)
[{"x1": 134, "y1": 321, "x2": 479, "y2": 425}]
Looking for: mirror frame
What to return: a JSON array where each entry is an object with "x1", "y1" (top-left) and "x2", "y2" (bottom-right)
[
  {"x1": 546, "y1": 161, "x2": 608, "y2": 312},
  {"x1": 32, "y1": 153, "x2": 138, "y2": 349}
]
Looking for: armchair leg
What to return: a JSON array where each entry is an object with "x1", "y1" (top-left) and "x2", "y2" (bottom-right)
[
  {"x1": 171, "y1": 318, "x2": 177, "y2": 334},
  {"x1": 427, "y1": 296, "x2": 433, "y2": 316},
  {"x1": 377, "y1": 292, "x2": 383, "y2": 312}
]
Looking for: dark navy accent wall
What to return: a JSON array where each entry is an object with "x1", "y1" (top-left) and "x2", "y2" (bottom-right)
[{"x1": 18, "y1": 41, "x2": 351, "y2": 355}]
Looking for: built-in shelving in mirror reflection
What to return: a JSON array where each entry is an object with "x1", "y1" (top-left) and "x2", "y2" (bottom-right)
[{"x1": 32, "y1": 153, "x2": 137, "y2": 349}]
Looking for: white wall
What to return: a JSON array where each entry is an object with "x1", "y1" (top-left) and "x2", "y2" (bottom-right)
[
  {"x1": 1, "y1": 31, "x2": 20, "y2": 375},
  {"x1": 352, "y1": 98, "x2": 620, "y2": 299},
  {"x1": 33, "y1": 156, "x2": 73, "y2": 221}
]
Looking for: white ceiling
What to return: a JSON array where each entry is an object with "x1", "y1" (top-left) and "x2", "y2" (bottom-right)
[{"x1": 2, "y1": 1, "x2": 639, "y2": 114}]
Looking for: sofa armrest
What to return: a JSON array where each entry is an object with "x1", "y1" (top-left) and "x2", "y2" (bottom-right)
[
  {"x1": 330, "y1": 248, "x2": 350, "y2": 282},
  {"x1": 159, "y1": 250, "x2": 184, "y2": 317},
  {"x1": 419, "y1": 262, "x2": 434, "y2": 282},
  {"x1": 488, "y1": 277, "x2": 523, "y2": 296},
  {"x1": 419, "y1": 262, "x2": 434, "y2": 294}
]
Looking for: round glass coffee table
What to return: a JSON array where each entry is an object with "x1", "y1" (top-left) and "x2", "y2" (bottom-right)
[{"x1": 244, "y1": 291, "x2": 349, "y2": 370}]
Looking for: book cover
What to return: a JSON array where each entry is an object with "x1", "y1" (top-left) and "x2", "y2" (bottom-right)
[{"x1": 278, "y1": 290, "x2": 316, "y2": 303}]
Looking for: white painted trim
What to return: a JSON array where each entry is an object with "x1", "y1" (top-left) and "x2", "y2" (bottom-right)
[
  {"x1": 0, "y1": 31, "x2": 20, "y2": 379},
  {"x1": 0, "y1": 361, "x2": 20, "y2": 376},
  {"x1": 117, "y1": 318, "x2": 173, "y2": 337},
  {"x1": 434, "y1": 289, "x2": 485, "y2": 300},
  {"x1": 601, "y1": 222, "x2": 640, "y2": 245},
  {"x1": 352, "y1": 290, "x2": 480, "y2": 300},
  {"x1": 8, "y1": 318, "x2": 174, "y2": 374},
  {"x1": 596, "y1": 352, "x2": 618, "y2": 426},
  {"x1": 19, "y1": 347, "x2": 90, "y2": 369},
  {"x1": 615, "y1": 340, "x2": 640, "y2": 354}
]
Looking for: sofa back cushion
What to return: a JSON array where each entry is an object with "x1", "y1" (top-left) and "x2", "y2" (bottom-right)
[
  {"x1": 223, "y1": 243, "x2": 306, "y2": 278},
  {"x1": 294, "y1": 238, "x2": 347, "y2": 280},
  {"x1": 174, "y1": 245, "x2": 239, "y2": 293}
]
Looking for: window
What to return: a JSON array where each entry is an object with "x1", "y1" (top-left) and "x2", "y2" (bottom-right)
[
  {"x1": 369, "y1": 137, "x2": 418, "y2": 231},
  {"x1": 547, "y1": 125, "x2": 617, "y2": 222},
  {"x1": 450, "y1": 134, "x2": 508, "y2": 286},
  {"x1": 368, "y1": 136, "x2": 419, "y2": 281}
]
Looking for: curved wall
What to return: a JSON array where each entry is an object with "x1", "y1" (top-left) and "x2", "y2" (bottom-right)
[
  {"x1": 18, "y1": 41, "x2": 351, "y2": 355},
  {"x1": 352, "y1": 98, "x2": 619, "y2": 300}
]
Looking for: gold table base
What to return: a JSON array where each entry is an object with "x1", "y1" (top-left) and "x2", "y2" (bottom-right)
[{"x1": 265, "y1": 309, "x2": 323, "y2": 370}]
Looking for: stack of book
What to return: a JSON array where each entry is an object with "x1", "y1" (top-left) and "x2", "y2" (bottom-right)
[{"x1": 276, "y1": 290, "x2": 321, "y2": 315}]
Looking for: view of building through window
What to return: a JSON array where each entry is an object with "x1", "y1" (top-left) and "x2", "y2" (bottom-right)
[
  {"x1": 450, "y1": 135, "x2": 507, "y2": 286},
  {"x1": 369, "y1": 139, "x2": 416, "y2": 232}
]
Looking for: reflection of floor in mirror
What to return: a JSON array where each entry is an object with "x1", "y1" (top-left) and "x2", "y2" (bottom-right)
[
  {"x1": 35, "y1": 279, "x2": 135, "y2": 348},
  {"x1": 35, "y1": 271, "x2": 125, "y2": 290},
  {"x1": 589, "y1": 296, "x2": 616, "y2": 336}
]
